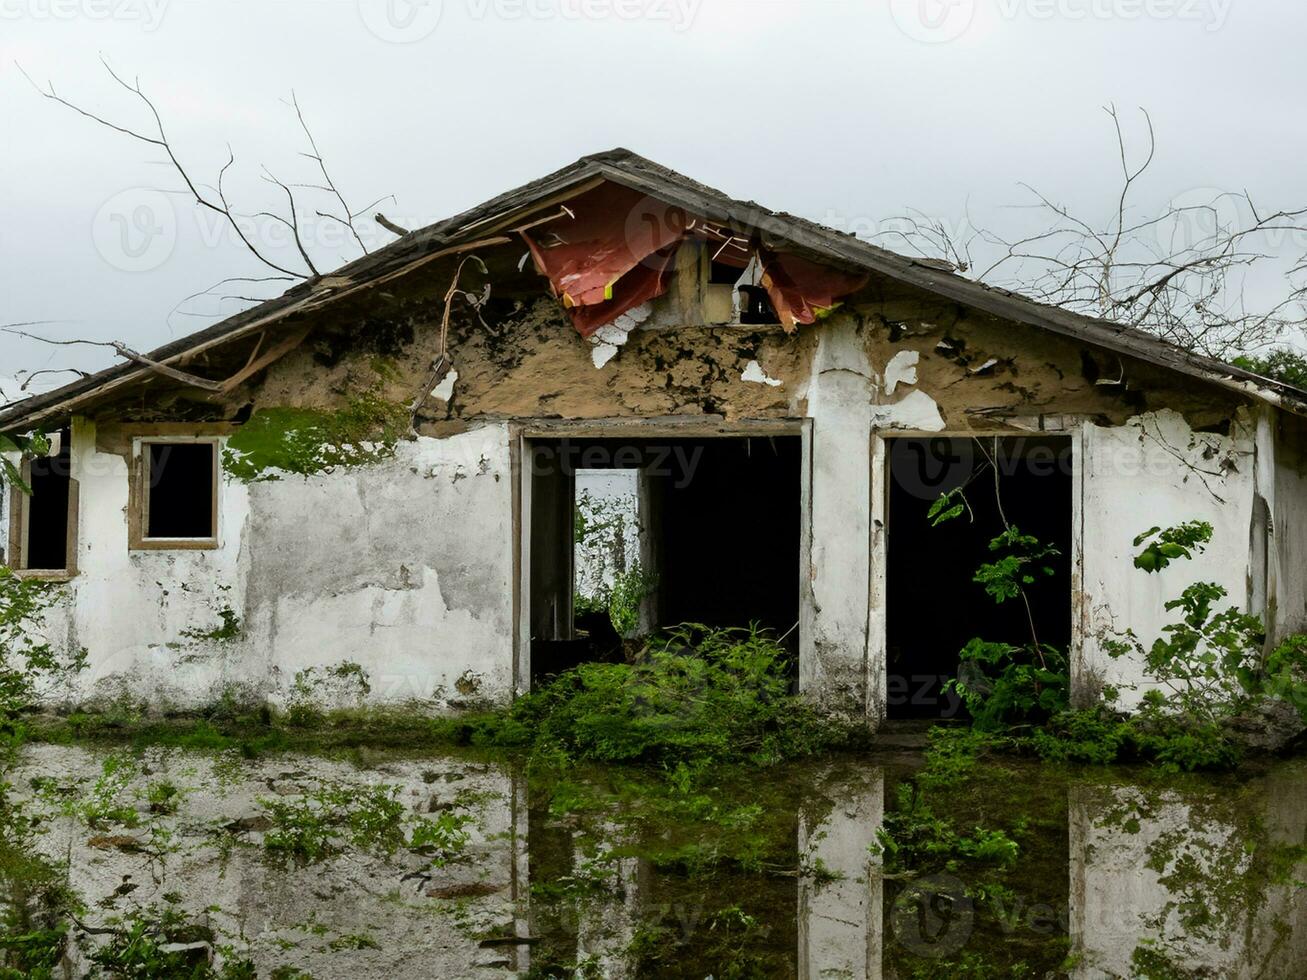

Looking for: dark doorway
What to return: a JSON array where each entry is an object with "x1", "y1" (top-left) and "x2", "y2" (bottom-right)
[
  {"x1": 885, "y1": 436, "x2": 1073, "y2": 720},
  {"x1": 24, "y1": 431, "x2": 73, "y2": 571},
  {"x1": 527, "y1": 435, "x2": 802, "y2": 685}
]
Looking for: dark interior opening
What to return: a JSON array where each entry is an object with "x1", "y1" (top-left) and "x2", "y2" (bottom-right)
[
  {"x1": 24, "y1": 431, "x2": 72, "y2": 571},
  {"x1": 738, "y1": 285, "x2": 779, "y2": 325},
  {"x1": 147, "y1": 442, "x2": 215, "y2": 539},
  {"x1": 885, "y1": 436, "x2": 1073, "y2": 721},
  {"x1": 528, "y1": 435, "x2": 802, "y2": 684}
]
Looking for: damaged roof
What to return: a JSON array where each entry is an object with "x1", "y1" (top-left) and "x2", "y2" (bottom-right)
[{"x1": 3, "y1": 146, "x2": 1305, "y2": 433}]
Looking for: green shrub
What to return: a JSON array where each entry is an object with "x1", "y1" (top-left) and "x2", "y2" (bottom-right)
[{"x1": 484, "y1": 624, "x2": 851, "y2": 769}]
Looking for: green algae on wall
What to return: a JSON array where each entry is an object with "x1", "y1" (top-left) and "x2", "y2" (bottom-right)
[{"x1": 221, "y1": 393, "x2": 408, "y2": 482}]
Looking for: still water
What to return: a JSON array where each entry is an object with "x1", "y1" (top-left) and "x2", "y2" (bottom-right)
[{"x1": 6, "y1": 742, "x2": 1306, "y2": 978}]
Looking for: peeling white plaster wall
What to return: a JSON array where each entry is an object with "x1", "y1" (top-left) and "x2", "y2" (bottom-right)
[
  {"x1": 741, "y1": 359, "x2": 782, "y2": 387},
  {"x1": 867, "y1": 389, "x2": 944, "y2": 432},
  {"x1": 883, "y1": 349, "x2": 919, "y2": 396},
  {"x1": 799, "y1": 336, "x2": 949, "y2": 719},
  {"x1": 430, "y1": 368, "x2": 458, "y2": 403},
  {"x1": 801, "y1": 321, "x2": 875, "y2": 717},
  {"x1": 47, "y1": 422, "x2": 514, "y2": 712},
  {"x1": 589, "y1": 303, "x2": 651, "y2": 369},
  {"x1": 1079, "y1": 409, "x2": 1256, "y2": 709}
]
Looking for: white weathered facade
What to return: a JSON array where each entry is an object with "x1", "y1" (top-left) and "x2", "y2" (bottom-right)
[{"x1": 4, "y1": 150, "x2": 1305, "y2": 723}]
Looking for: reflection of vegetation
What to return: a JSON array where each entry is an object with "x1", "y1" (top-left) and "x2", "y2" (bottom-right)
[
  {"x1": 0, "y1": 783, "x2": 78, "y2": 978},
  {"x1": 88, "y1": 903, "x2": 257, "y2": 979},
  {"x1": 260, "y1": 780, "x2": 472, "y2": 867},
  {"x1": 876, "y1": 729, "x2": 1074, "y2": 978},
  {"x1": 1087, "y1": 768, "x2": 1307, "y2": 975},
  {"x1": 524, "y1": 761, "x2": 828, "y2": 979}
]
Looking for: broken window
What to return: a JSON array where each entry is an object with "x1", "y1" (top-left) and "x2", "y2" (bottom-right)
[
  {"x1": 885, "y1": 436, "x2": 1073, "y2": 721},
  {"x1": 135, "y1": 440, "x2": 219, "y2": 546},
  {"x1": 5, "y1": 429, "x2": 78, "y2": 576},
  {"x1": 527, "y1": 436, "x2": 802, "y2": 684}
]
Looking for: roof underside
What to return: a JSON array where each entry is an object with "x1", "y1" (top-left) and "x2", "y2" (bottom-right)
[{"x1": 4, "y1": 147, "x2": 1305, "y2": 433}]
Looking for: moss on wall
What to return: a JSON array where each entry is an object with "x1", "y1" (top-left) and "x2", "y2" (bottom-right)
[{"x1": 222, "y1": 392, "x2": 408, "y2": 482}]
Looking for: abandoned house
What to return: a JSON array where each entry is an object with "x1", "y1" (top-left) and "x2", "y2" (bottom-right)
[{"x1": 3, "y1": 148, "x2": 1306, "y2": 723}]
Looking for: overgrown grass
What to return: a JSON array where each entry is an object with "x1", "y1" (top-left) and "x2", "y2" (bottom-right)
[
  {"x1": 473, "y1": 623, "x2": 860, "y2": 769},
  {"x1": 30, "y1": 624, "x2": 862, "y2": 773}
]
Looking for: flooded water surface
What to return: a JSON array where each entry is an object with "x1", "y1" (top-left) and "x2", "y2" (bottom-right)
[{"x1": 6, "y1": 743, "x2": 1307, "y2": 978}]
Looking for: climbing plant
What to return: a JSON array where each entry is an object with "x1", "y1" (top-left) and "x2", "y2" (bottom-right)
[
  {"x1": 0, "y1": 569, "x2": 85, "y2": 757},
  {"x1": 931, "y1": 446, "x2": 1070, "y2": 731}
]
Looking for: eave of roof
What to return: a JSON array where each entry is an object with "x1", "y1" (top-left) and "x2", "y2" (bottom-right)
[{"x1": 3, "y1": 147, "x2": 1304, "y2": 434}]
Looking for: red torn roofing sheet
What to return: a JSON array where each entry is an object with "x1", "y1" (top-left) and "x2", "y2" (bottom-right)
[
  {"x1": 760, "y1": 249, "x2": 870, "y2": 331},
  {"x1": 522, "y1": 182, "x2": 692, "y2": 337}
]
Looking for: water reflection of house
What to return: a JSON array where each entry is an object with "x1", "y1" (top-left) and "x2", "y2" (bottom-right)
[{"x1": 1070, "y1": 771, "x2": 1307, "y2": 978}]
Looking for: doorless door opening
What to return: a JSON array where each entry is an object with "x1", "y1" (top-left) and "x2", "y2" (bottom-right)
[
  {"x1": 525, "y1": 435, "x2": 803, "y2": 685},
  {"x1": 885, "y1": 436, "x2": 1073, "y2": 721}
]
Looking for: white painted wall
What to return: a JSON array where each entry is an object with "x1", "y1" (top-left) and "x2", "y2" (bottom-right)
[
  {"x1": 37, "y1": 420, "x2": 515, "y2": 712},
  {"x1": 7, "y1": 363, "x2": 1294, "y2": 724},
  {"x1": 798, "y1": 326, "x2": 947, "y2": 720},
  {"x1": 1079, "y1": 409, "x2": 1257, "y2": 709}
]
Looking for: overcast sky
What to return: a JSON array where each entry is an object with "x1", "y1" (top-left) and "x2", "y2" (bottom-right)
[{"x1": 2, "y1": 0, "x2": 1305, "y2": 397}]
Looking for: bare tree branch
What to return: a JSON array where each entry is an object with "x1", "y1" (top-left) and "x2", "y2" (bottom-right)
[
  {"x1": 875, "y1": 107, "x2": 1307, "y2": 360},
  {"x1": 286, "y1": 90, "x2": 368, "y2": 254}
]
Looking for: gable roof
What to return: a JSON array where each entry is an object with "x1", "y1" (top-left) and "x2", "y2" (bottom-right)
[{"x1": 3, "y1": 147, "x2": 1304, "y2": 433}]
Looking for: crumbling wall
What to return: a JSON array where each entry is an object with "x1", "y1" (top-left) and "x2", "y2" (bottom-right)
[
  {"x1": 1078, "y1": 409, "x2": 1257, "y2": 709},
  {"x1": 14, "y1": 261, "x2": 1279, "y2": 720},
  {"x1": 44, "y1": 418, "x2": 513, "y2": 713}
]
